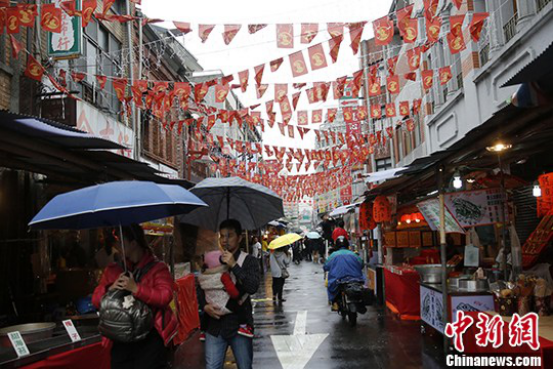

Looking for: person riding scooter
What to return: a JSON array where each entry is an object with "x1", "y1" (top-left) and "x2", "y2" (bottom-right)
[{"x1": 323, "y1": 236, "x2": 364, "y2": 311}]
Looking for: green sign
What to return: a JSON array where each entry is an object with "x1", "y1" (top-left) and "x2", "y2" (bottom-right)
[{"x1": 47, "y1": 0, "x2": 82, "y2": 59}]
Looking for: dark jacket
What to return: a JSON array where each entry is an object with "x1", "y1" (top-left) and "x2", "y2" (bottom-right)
[{"x1": 199, "y1": 250, "x2": 260, "y2": 339}]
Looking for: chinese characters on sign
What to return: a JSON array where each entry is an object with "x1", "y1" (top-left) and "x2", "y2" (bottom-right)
[
  {"x1": 7, "y1": 331, "x2": 30, "y2": 357},
  {"x1": 62, "y1": 319, "x2": 82, "y2": 342},
  {"x1": 48, "y1": 0, "x2": 82, "y2": 59},
  {"x1": 445, "y1": 312, "x2": 540, "y2": 352}
]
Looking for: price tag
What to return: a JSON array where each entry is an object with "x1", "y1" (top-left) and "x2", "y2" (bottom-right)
[
  {"x1": 7, "y1": 331, "x2": 30, "y2": 357},
  {"x1": 62, "y1": 320, "x2": 81, "y2": 342}
]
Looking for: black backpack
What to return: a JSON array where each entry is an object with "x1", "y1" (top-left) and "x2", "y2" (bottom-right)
[{"x1": 98, "y1": 261, "x2": 158, "y2": 342}]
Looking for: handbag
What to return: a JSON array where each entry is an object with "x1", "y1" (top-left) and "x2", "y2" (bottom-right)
[{"x1": 98, "y1": 260, "x2": 158, "y2": 342}]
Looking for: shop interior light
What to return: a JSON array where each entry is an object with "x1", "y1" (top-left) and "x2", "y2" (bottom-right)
[
  {"x1": 486, "y1": 142, "x2": 512, "y2": 153},
  {"x1": 466, "y1": 178, "x2": 475, "y2": 184},
  {"x1": 453, "y1": 172, "x2": 463, "y2": 189},
  {"x1": 533, "y1": 183, "x2": 542, "y2": 197}
]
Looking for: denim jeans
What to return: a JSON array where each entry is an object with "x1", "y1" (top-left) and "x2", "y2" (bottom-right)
[{"x1": 205, "y1": 332, "x2": 253, "y2": 369}]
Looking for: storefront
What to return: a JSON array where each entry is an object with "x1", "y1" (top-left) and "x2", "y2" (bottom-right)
[{"x1": 0, "y1": 112, "x2": 190, "y2": 367}]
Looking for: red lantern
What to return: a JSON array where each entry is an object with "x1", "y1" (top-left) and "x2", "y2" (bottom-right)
[
  {"x1": 360, "y1": 202, "x2": 377, "y2": 230},
  {"x1": 373, "y1": 196, "x2": 392, "y2": 223}
]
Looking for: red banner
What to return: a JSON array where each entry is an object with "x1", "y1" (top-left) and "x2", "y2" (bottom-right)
[
  {"x1": 222, "y1": 24, "x2": 241, "y2": 45},
  {"x1": 327, "y1": 108, "x2": 337, "y2": 123},
  {"x1": 450, "y1": 15, "x2": 465, "y2": 36},
  {"x1": 329, "y1": 35, "x2": 343, "y2": 63},
  {"x1": 199, "y1": 24, "x2": 215, "y2": 43},
  {"x1": 399, "y1": 101, "x2": 410, "y2": 117},
  {"x1": 312, "y1": 109, "x2": 323, "y2": 123},
  {"x1": 173, "y1": 21, "x2": 192, "y2": 34},
  {"x1": 256, "y1": 84, "x2": 269, "y2": 98},
  {"x1": 95, "y1": 75, "x2": 107, "y2": 89},
  {"x1": 297, "y1": 110, "x2": 308, "y2": 125},
  {"x1": 371, "y1": 104, "x2": 381, "y2": 119},
  {"x1": 254, "y1": 64, "x2": 264, "y2": 86},
  {"x1": 387, "y1": 75, "x2": 400, "y2": 95},
  {"x1": 18, "y1": 4, "x2": 37, "y2": 27},
  {"x1": 301, "y1": 23, "x2": 318, "y2": 44},
  {"x1": 368, "y1": 76, "x2": 381, "y2": 96},
  {"x1": 447, "y1": 30, "x2": 466, "y2": 54},
  {"x1": 276, "y1": 24, "x2": 294, "y2": 48},
  {"x1": 348, "y1": 22, "x2": 365, "y2": 54},
  {"x1": 238, "y1": 70, "x2": 249, "y2": 92},
  {"x1": 289, "y1": 51, "x2": 308, "y2": 77},
  {"x1": 373, "y1": 16, "x2": 394, "y2": 46},
  {"x1": 270, "y1": 57, "x2": 284, "y2": 72},
  {"x1": 248, "y1": 24, "x2": 267, "y2": 34},
  {"x1": 292, "y1": 92, "x2": 301, "y2": 110},
  {"x1": 24, "y1": 55, "x2": 44, "y2": 81},
  {"x1": 439, "y1": 66, "x2": 452, "y2": 85},
  {"x1": 407, "y1": 47, "x2": 421, "y2": 71},
  {"x1": 215, "y1": 84, "x2": 230, "y2": 103},
  {"x1": 6, "y1": 7, "x2": 20, "y2": 34},
  {"x1": 385, "y1": 103, "x2": 396, "y2": 117},
  {"x1": 194, "y1": 82, "x2": 209, "y2": 103},
  {"x1": 426, "y1": 16, "x2": 441, "y2": 43},
  {"x1": 274, "y1": 84, "x2": 288, "y2": 102},
  {"x1": 41, "y1": 4, "x2": 62, "y2": 33},
  {"x1": 422, "y1": 70, "x2": 434, "y2": 91},
  {"x1": 470, "y1": 13, "x2": 489, "y2": 42},
  {"x1": 308, "y1": 43, "x2": 328, "y2": 71},
  {"x1": 9, "y1": 35, "x2": 23, "y2": 58}
]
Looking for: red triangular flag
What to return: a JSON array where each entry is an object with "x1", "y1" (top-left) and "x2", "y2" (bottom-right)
[
  {"x1": 199, "y1": 24, "x2": 215, "y2": 43},
  {"x1": 270, "y1": 58, "x2": 284, "y2": 72},
  {"x1": 254, "y1": 64, "x2": 265, "y2": 86}
]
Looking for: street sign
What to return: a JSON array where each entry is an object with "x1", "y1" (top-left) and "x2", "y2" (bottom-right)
[
  {"x1": 62, "y1": 320, "x2": 81, "y2": 342},
  {"x1": 48, "y1": 0, "x2": 82, "y2": 59},
  {"x1": 7, "y1": 331, "x2": 30, "y2": 357}
]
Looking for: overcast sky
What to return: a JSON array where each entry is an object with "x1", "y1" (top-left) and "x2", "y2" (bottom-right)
[{"x1": 141, "y1": 0, "x2": 393, "y2": 174}]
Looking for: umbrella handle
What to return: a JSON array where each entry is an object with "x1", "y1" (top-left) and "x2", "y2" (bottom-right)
[{"x1": 119, "y1": 224, "x2": 128, "y2": 273}]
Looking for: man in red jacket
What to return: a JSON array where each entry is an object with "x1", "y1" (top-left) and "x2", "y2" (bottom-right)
[{"x1": 92, "y1": 224, "x2": 177, "y2": 369}]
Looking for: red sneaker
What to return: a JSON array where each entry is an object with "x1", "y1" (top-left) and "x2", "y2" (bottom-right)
[
  {"x1": 199, "y1": 332, "x2": 206, "y2": 342},
  {"x1": 238, "y1": 326, "x2": 254, "y2": 338}
]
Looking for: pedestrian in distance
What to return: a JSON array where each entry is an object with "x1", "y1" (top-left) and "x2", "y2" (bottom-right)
[
  {"x1": 270, "y1": 246, "x2": 291, "y2": 302},
  {"x1": 200, "y1": 219, "x2": 260, "y2": 369},
  {"x1": 92, "y1": 224, "x2": 178, "y2": 369}
]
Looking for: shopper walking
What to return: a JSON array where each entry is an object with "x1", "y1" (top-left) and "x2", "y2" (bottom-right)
[{"x1": 269, "y1": 247, "x2": 291, "y2": 302}]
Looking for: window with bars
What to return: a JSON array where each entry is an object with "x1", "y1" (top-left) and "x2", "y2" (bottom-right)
[{"x1": 74, "y1": 19, "x2": 122, "y2": 118}]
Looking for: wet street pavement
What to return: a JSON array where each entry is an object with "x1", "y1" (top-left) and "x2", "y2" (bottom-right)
[{"x1": 174, "y1": 261, "x2": 447, "y2": 368}]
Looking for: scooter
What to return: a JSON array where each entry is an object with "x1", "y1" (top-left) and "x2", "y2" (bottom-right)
[{"x1": 336, "y1": 279, "x2": 372, "y2": 327}]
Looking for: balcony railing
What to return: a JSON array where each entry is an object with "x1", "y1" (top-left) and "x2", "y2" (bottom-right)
[
  {"x1": 537, "y1": 0, "x2": 552, "y2": 11},
  {"x1": 503, "y1": 13, "x2": 518, "y2": 43}
]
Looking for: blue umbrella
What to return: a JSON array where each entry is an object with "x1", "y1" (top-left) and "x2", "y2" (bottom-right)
[
  {"x1": 306, "y1": 231, "x2": 322, "y2": 240},
  {"x1": 29, "y1": 181, "x2": 208, "y2": 230}
]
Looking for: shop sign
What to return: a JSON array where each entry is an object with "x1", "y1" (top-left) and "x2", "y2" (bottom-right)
[
  {"x1": 7, "y1": 331, "x2": 30, "y2": 357},
  {"x1": 420, "y1": 285, "x2": 445, "y2": 333},
  {"x1": 417, "y1": 199, "x2": 465, "y2": 234},
  {"x1": 444, "y1": 189, "x2": 507, "y2": 227},
  {"x1": 537, "y1": 172, "x2": 553, "y2": 217},
  {"x1": 76, "y1": 101, "x2": 135, "y2": 158},
  {"x1": 48, "y1": 0, "x2": 82, "y2": 59}
]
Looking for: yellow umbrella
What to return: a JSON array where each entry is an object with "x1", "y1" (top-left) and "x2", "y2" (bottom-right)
[{"x1": 269, "y1": 233, "x2": 302, "y2": 250}]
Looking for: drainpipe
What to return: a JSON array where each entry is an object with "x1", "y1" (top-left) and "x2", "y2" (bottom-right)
[{"x1": 125, "y1": 0, "x2": 138, "y2": 161}]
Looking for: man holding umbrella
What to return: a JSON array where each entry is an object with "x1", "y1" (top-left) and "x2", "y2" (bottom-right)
[{"x1": 201, "y1": 219, "x2": 260, "y2": 369}]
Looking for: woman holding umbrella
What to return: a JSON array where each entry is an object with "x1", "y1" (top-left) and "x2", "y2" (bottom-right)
[
  {"x1": 269, "y1": 234, "x2": 300, "y2": 302},
  {"x1": 92, "y1": 224, "x2": 177, "y2": 369}
]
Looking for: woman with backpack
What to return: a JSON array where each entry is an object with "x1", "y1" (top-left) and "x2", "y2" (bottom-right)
[{"x1": 92, "y1": 224, "x2": 177, "y2": 369}]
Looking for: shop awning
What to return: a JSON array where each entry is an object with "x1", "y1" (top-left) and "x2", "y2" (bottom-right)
[
  {"x1": 0, "y1": 111, "x2": 124, "y2": 150},
  {"x1": 329, "y1": 201, "x2": 363, "y2": 217},
  {"x1": 363, "y1": 167, "x2": 408, "y2": 184},
  {"x1": 364, "y1": 102, "x2": 552, "y2": 200},
  {"x1": 501, "y1": 43, "x2": 553, "y2": 87}
]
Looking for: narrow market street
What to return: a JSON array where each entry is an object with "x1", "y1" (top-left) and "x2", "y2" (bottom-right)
[{"x1": 174, "y1": 261, "x2": 446, "y2": 369}]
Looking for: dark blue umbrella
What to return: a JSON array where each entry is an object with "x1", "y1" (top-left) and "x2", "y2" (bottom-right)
[
  {"x1": 178, "y1": 177, "x2": 284, "y2": 231},
  {"x1": 29, "y1": 181, "x2": 208, "y2": 230}
]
